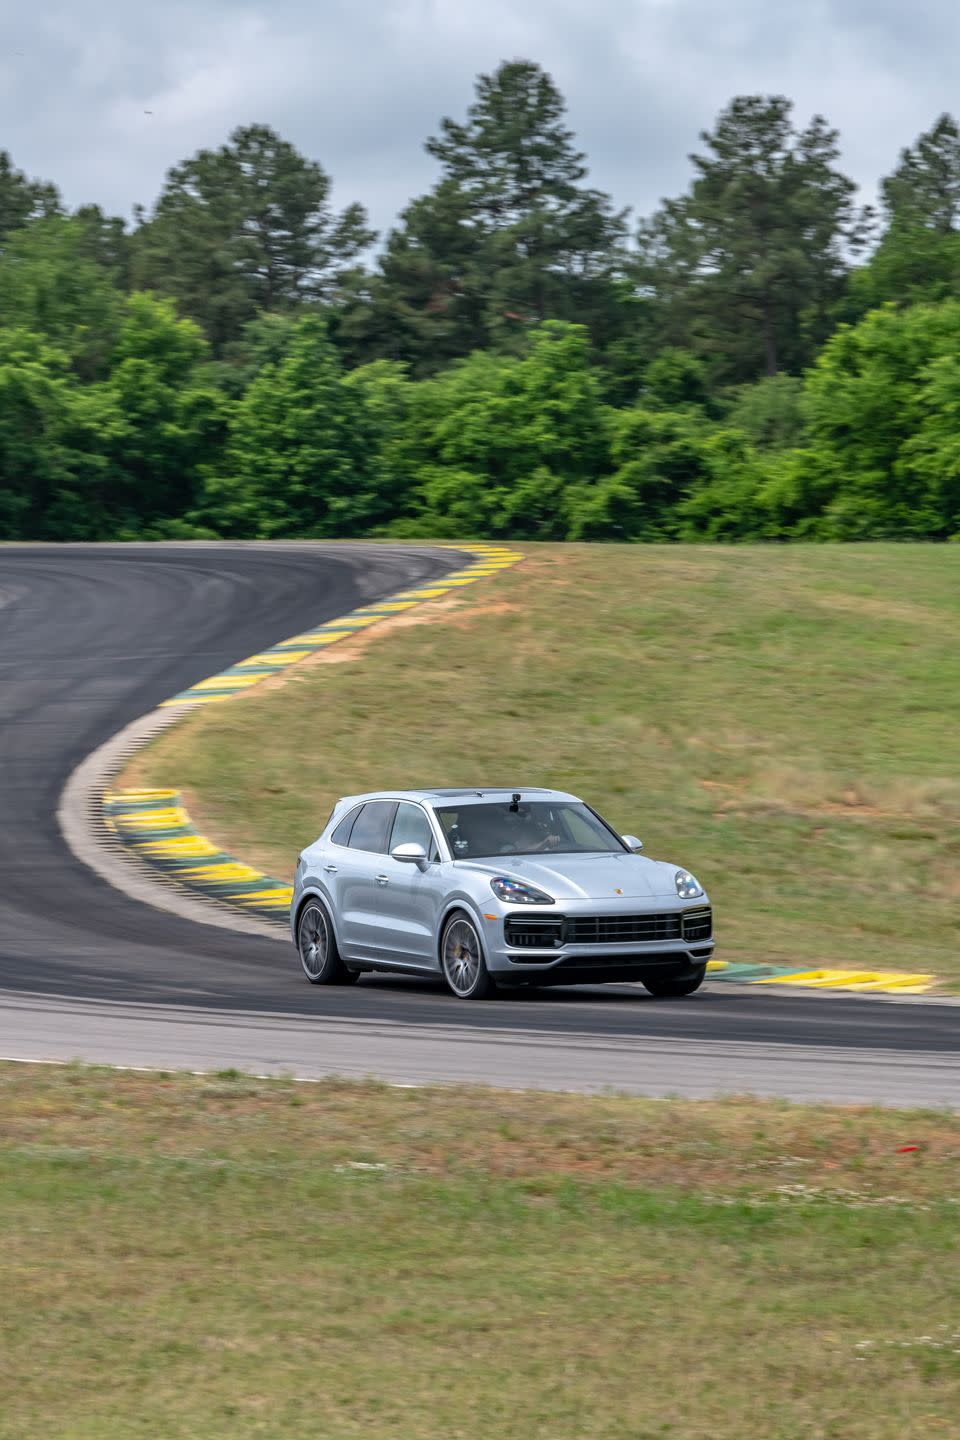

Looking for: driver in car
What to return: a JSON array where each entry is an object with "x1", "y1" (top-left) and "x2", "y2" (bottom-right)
[{"x1": 500, "y1": 808, "x2": 562, "y2": 854}]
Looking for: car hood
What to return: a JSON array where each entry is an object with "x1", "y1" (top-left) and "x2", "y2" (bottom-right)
[{"x1": 455, "y1": 852, "x2": 681, "y2": 901}]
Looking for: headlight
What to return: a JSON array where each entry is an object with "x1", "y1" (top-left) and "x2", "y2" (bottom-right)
[
  {"x1": 490, "y1": 877, "x2": 555, "y2": 905},
  {"x1": 675, "y1": 870, "x2": 704, "y2": 899}
]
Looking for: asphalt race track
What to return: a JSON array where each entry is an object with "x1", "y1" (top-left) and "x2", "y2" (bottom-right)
[{"x1": 0, "y1": 543, "x2": 957, "y2": 1106}]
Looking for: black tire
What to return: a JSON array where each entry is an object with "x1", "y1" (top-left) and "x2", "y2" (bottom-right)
[
  {"x1": 643, "y1": 966, "x2": 707, "y2": 999},
  {"x1": 296, "y1": 899, "x2": 359, "y2": 985},
  {"x1": 440, "y1": 912, "x2": 494, "y2": 999}
]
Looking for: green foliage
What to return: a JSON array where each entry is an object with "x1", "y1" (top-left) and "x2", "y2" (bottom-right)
[
  {"x1": 565, "y1": 406, "x2": 768, "y2": 541},
  {"x1": 92, "y1": 294, "x2": 226, "y2": 534},
  {"x1": 0, "y1": 329, "x2": 80, "y2": 536},
  {"x1": 726, "y1": 374, "x2": 807, "y2": 451},
  {"x1": 800, "y1": 301, "x2": 960, "y2": 537},
  {"x1": 199, "y1": 315, "x2": 386, "y2": 537},
  {"x1": 0, "y1": 216, "x2": 123, "y2": 380},
  {"x1": 399, "y1": 322, "x2": 610, "y2": 537},
  {"x1": 0, "y1": 297, "x2": 222, "y2": 540},
  {"x1": 640, "y1": 347, "x2": 713, "y2": 412}
]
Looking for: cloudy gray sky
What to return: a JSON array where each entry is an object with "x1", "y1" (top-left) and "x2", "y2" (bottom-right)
[{"x1": 1, "y1": 1, "x2": 956, "y2": 236}]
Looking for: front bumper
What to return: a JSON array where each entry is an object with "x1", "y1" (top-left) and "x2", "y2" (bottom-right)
[{"x1": 482, "y1": 904, "x2": 714, "y2": 985}]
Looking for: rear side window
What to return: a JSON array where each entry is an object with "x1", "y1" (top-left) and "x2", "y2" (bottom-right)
[
  {"x1": 390, "y1": 802, "x2": 439, "y2": 860},
  {"x1": 347, "y1": 801, "x2": 398, "y2": 854},
  {"x1": 330, "y1": 806, "x2": 361, "y2": 847}
]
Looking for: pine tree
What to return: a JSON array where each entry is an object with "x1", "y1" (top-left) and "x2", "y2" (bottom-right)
[
  {"x1": 882, "y1": 114, "x2": 960, "y2": 233},
  {"x1": 133, "y1": 125, "x2": 374, "y2": 353},
  {"x1": 345, "y1": 61, "x2": 628, "y2": 370},
  {"x1": 0, "y1": 151, "x2": 60, "y2": 244},
  {"x1": 637, "y1": 97, "x2": 870, "y2": 382}
]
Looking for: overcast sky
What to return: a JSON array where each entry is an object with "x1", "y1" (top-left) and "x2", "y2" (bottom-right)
[{"x1": 1, "y1": 1, "x2": 956, "y2": 236}]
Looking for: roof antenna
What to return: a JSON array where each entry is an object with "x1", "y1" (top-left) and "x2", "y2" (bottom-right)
[{"x1": 510, "y1": 792, "x2": 521, "y2": 812}]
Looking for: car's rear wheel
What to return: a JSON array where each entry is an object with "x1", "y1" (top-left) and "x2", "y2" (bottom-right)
[
  {"x1": 441, "y1": 913, "x2": 494, "y2": 999},
  {"x1": 643, "y1": 966, "x2": 707, "y2": 998},
  {"x1": 297, "y1": 899, "x2": 359, "y2": 985}
]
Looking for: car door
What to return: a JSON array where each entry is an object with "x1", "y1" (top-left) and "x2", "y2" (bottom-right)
[
  {"x1": 373, "y1": 802, "x2": 446, "y2": 967},
  {"x1": 335, "y1": 801, "x2": 398, "y2": 962}
]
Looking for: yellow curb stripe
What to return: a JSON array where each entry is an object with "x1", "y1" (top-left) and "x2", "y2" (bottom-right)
[
  {"x1": 234, "y1": 889, "x2": 295, "y2": 905},
  {"x1": 160, "y1": 694, "x2": 235, "y2": 706},
  {"x1": 135, "y1": 837, "x2": 223, "y2": 857},
  {"x1": 118, "y1": 811, "x2": 191, "y2": 830},
  {"x1": 753, "y1": 969, "x2": 936, "y2": 993},
  {"x1": 390, "y1": 587, "x2": 453, "y2": 599},
  {"x1": 187, "y1": 674, "x2": 267, "y2": 692},
  {"x1": 176, "y1": 863, "x2": 269, "y2": 883}
]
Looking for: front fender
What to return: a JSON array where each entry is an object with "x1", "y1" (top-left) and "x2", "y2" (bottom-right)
[{"x1": 437, "y1": 893, "x2": 493, "y2": 962}]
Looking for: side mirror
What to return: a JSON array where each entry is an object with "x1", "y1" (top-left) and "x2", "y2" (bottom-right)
[
  {"x1": 622, "y1": 834, "x2": 643, "y2": 852},
  {"x1": 391, "y1": 841, "x2": 429, "y2": 870}
]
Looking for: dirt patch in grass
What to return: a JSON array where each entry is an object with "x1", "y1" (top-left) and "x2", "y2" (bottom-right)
[{"x1": 123, "y1": 543, "x2": 960, "y2": 983}]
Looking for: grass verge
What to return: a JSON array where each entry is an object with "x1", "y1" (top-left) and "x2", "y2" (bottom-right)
[
  {"x1": 2, "y1": 1064, "x2": 959, "y2": 1439},
  {"x1": 123, "y1": 542, "x2": 960, "y2": 984}
]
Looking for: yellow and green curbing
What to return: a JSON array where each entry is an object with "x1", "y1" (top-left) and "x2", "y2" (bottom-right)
[
  {"x1": 103, "y1": 787, "x2": 293, "y2": 921},
  {"x1": 104, "y1": 544, "x2": 523, "y2": 924},
  {"x1": 103, "y1": 542, "x2": 938, "y2": 992}
]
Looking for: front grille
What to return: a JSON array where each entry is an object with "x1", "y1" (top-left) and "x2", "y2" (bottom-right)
[
  {"x1": 566, "y1": 913, "x2": 682, "y2": 944},
  {"x1": 505, "y1": 908, "x2": 712, "y2": 949}
]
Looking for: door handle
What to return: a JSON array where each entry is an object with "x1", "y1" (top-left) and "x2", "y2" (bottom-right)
[
  {"x1": 323, "y1": 864, "x2": 338, "y2": 874},
  {"x1": 375, "y1": 875, "x2": 389, "y2": 886}
]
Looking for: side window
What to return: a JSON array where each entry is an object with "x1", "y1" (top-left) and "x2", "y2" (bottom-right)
[
  {"x1": 347, "y1": 801, "x2": 398, "y2": 854},
  {"x1": 330, "y1": 806, "x2": 361, "y2": 847},
  {"x1": 390, "y1": 803, "x2": 438, "y2": 860}
]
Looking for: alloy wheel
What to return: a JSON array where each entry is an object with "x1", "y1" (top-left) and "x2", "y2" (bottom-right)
[
  {"x1": 443, "y1": 917, "x2": 483, "y2": 997},
  {"x1": 298, "y1": 903, "x2": 329, "y2": 980}
]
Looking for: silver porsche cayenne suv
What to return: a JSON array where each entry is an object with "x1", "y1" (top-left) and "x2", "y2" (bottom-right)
[{"x1": 291, "y1": 788, "x2": 713, "y2": 999}]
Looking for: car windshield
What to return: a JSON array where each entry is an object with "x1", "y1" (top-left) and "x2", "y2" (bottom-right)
[{"x1": 435, "y1": 801, "x2": 626, "y2": 859}]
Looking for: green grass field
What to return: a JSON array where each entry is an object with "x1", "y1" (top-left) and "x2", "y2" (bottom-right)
[
  {"x1": 2, "y1": 1065, "x2": 959, "y2": 1440},
  {"x1": 125, "y1": 543, "x2": 960, "y2": 983}
]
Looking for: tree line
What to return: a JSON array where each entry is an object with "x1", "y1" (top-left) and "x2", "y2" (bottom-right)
[{"x1": 2, "y1": 61, "x2": 960, "y2": 542}]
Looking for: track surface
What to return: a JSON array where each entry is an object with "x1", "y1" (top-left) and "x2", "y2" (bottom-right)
[{"x1": 0, "y1": 544, "x2": 956, "y2": 1105}]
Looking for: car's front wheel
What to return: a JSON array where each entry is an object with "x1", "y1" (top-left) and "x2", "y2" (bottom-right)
[
  {"x1": 643, "y1": 966, "x2": 707, "y2": 998},
  {"x1": 441, "y1": 913, "x2": 494, "y2": 999},
  {"x1": 296, "y1": 899, "x2": 359, "y2": 985}
]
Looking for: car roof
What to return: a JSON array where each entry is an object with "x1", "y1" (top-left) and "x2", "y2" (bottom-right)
[{"x1": 332, "y1": 786, "x2": 582, "y2": 809}]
